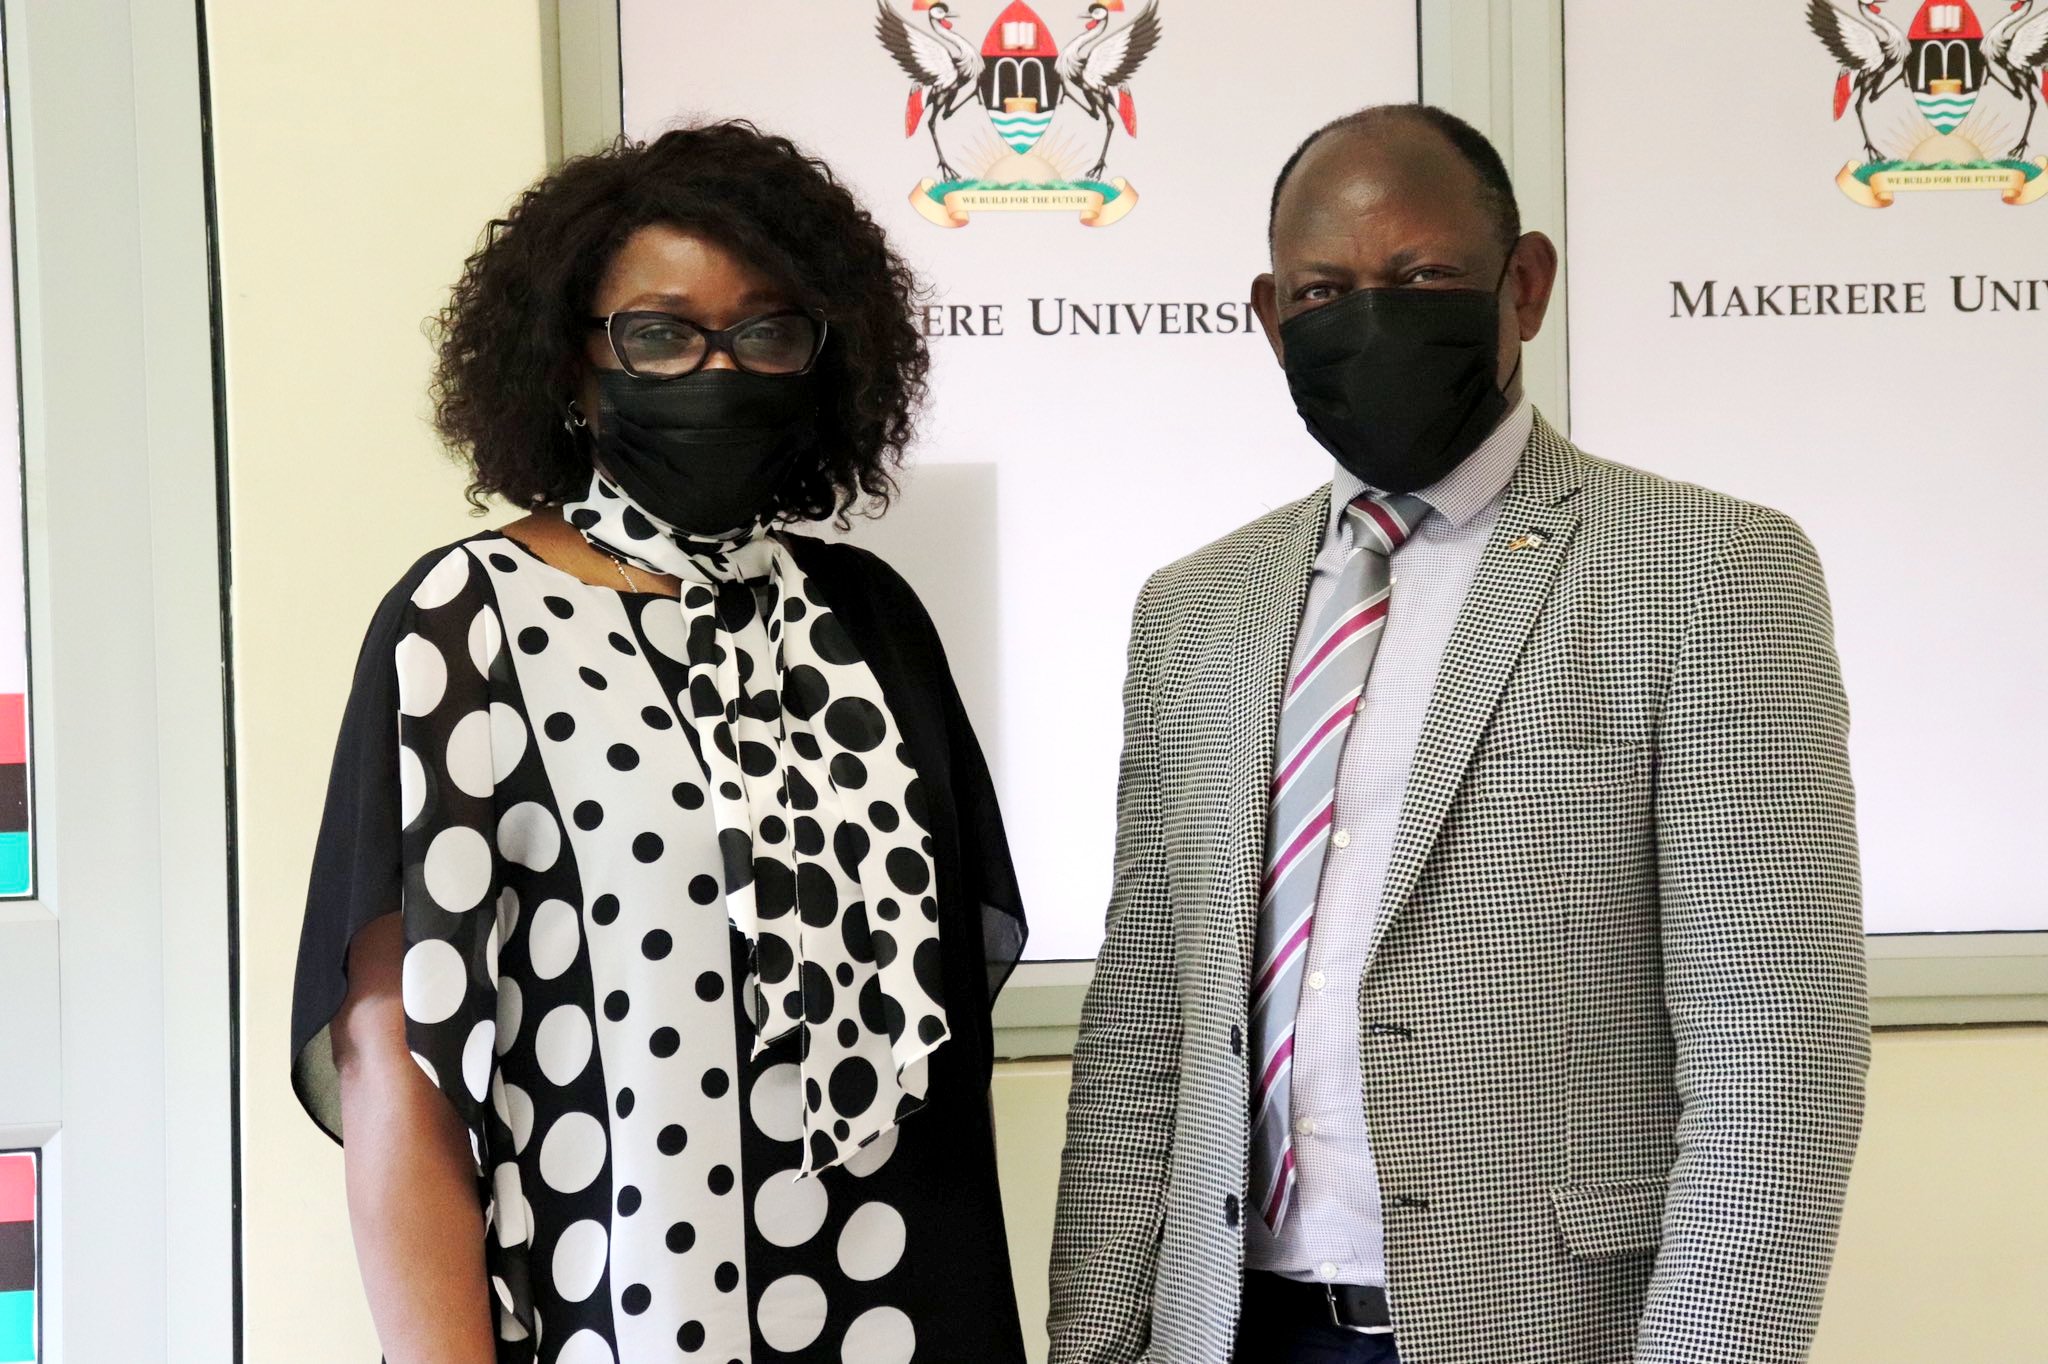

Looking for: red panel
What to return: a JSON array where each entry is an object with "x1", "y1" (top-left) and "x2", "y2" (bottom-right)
[
  {"x1": 0, "y1": 1155, "x2": 33, "y2": 1224},
  {"x1": 1907, "y1": 1, "x2": 1983, "y2": 39},
  {"x1": 0, "y1": 697, "x2": 23, "y2": 767},
  {"x1": 981, "y1": 2, "x2": 1059, "y2": 57}
]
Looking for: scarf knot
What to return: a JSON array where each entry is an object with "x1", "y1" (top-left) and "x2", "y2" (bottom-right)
[{"x1": 562, "y1": 471, "x2": 951, "y2": 1174}]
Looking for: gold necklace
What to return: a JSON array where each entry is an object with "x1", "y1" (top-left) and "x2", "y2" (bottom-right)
[{"x1": 602, "y1": 550, "x2": 644, "y2": 594}]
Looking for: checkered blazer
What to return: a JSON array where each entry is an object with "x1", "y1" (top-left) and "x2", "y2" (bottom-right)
[{"x1": 1048, "y1": 417, "x2": 1868, "y2": 1364}]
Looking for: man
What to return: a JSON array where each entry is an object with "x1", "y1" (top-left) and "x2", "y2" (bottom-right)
[{"x1": 1048, "y1": 104, "x2": 1867, "y2": 1364}]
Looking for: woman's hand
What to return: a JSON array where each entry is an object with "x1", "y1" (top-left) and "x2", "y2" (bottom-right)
[{"x1": 332, "y1": 913, "x2": 498, "y2": 1364}]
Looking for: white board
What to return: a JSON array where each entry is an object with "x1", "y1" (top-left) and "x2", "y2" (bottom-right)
[
  {"x1": 621, "y1": 1, "x2": 1420, "y2": 957},
  {"x1": 1566, "y1": 0, "x2": 2048, "y2": 934},
  {"x1": 0, "y1": 28, "x2": 32, "y2": 898}
]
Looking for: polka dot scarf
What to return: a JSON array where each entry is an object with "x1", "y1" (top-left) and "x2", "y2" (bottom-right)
[{"x1": 564, "y1": 472, "x2": 950, "y2": 1173}]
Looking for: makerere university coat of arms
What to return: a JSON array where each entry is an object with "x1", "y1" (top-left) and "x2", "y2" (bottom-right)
[
  {"x1": 1808, "y1": 0, "x2": 2048, "y2": 204},
  {"x1": 874, "y1": 0, "x2": 1162, "y2": 227}
]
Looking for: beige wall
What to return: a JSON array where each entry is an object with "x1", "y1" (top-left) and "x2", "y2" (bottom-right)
[
  {"x1": 211, "y1": 9, "x2": 2048, "y2": 1364},
  {"x1": 994, "y1": 1031, "x2": 2048, "y2": 1364},
  {"x1": 1809, "y1": 1027, "x2": 2048, "y2": 1362},
  {"x1": 210, "y1": 6, "x2": 547, "y2": 1361}
]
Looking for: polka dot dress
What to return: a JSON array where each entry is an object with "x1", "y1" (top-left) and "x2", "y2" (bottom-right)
[
  {"x1": 562, "y1": 473, "x2": 953, "y2": 1177},
  {"x1": 290, "y1": 531, "x2": 1031, "y2": 1364}
]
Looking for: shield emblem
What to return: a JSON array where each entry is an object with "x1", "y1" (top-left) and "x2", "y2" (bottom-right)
[
  {"x1": 978, "y1": 1, "x2": 1063, "y2": 153},
  {"x1": 1907, "y1": 2, "x2": 1986, "y2": 134}
]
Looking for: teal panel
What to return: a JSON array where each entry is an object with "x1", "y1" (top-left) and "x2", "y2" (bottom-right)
[
  {"x1": 0, "y1": 1290, "x2": 33, "y2": 1363},
  {"x1": 0, "y1": 835, "x2": 27, "y2": 897}
]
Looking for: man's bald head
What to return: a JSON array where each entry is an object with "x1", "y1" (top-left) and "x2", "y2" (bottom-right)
[
  {"x1": 1267, "y1": 104, "x2": 1520, "y2": 256},
  {"x1": 1249, "y1": 101, "x2": 1558, "y2": 392}
]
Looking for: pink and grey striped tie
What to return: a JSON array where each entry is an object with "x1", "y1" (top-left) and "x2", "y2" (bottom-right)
[{"x1": 1247, "y1": 489, "x2": 1429, "y2": 1233}]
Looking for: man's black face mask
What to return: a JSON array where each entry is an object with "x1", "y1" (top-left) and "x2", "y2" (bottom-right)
[{"x1": 1278, "y1": 256, "x2": 1518, "y2": 495}]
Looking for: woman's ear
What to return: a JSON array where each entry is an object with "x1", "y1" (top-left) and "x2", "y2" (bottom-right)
[{"x1": 571, "y1": 366, "x2": 603, "y2": 436}]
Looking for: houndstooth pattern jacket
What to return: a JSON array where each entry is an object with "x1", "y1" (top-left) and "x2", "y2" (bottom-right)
[{"x1": 1048, "y1": 416, "x2": 1868, "y2": 1364}]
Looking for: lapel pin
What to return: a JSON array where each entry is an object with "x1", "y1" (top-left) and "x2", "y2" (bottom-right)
[{"x1": 1507, "y1": 532, "x2": 1546, "y2": 552}]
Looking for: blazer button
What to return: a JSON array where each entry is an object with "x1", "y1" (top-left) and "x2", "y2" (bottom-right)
[
  {"x1": 1230, "y1": 1025, "x2": 1243, "y2": 1056},
  {"x1": 1224, "y1": 1194, "x2": 1240, "y2": 1228}
]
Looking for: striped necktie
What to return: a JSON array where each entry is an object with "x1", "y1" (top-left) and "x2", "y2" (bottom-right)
[{"x1": 1247, "y1": 489, "x2": 1429, "y2": 1233}]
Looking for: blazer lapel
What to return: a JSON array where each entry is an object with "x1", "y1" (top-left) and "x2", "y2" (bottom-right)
[
  {"x1": 1224, "y1": 488, "x2": 1330, "y2": 974},
  {"x1": 1365, "y1": 417, "x2": 1585, "y2": 968}
]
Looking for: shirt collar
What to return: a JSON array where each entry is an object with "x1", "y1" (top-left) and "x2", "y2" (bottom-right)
[{"x1": 1328, "y1": 394, "x2": 1536, "y2": 539}]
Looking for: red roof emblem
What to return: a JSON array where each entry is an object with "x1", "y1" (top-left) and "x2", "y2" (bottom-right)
[
  {"x1": 982, "y1": 2, "x2": 1059, "y2": 58},
  {"x1": 1907, "y1": 2, "x2": 1983, "y2": 40}
]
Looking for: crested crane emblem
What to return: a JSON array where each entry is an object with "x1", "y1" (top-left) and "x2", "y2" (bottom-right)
[
  {"x1": 874, "y1": 0, "x2": 1163, "y2": 227},
  {"x1": 1807, "y1": 0, "x2": 2048, "y2": 204}
]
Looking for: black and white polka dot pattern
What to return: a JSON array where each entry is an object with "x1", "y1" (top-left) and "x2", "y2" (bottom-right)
[
  {"x1": 294, "y1": 522, "x2": 1032, "y2": 1363},
  {"x1": 388, "y1": 541, "x2": 953, "y2": 1361},
  {"x1": 564, "y1": 473, "x2": 947, "y2": 1174},
  {"x1": 482, "y1": 551, "x2": 754, "y2": 1360}
]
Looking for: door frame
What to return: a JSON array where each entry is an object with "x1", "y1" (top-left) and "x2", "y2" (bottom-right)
[{"x1": 0, "y1": 1, "x2": 236, "y2": 1359}]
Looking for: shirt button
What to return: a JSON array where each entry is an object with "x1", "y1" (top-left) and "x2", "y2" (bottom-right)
[
  {"x1": 1331, "y1": 829, "x2": 1351, "y2": 850},
  {"x1": 1295, "y1": 1116, "x2": 1317, "y2": 1137},
  {"x1": 1318, "y1": 1262, "x2": 1338, "y2": 1281},
  {"x1": 1307, "y1": 970, "x2": 1327, "y2": 992}
]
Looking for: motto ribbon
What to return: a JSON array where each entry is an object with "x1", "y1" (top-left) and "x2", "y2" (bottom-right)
[
  {"x1": 909, "y1": 178, "x2": 1141, "y2": 228},
  {"x1": 1835, "y1": 157, "x2": 2048, "y2": 207}
]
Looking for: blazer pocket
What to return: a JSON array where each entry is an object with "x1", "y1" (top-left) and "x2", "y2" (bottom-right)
[
  {"x1": 1467, "y1": 739, "x2": 1650, "y2": 770},
  {"x1": 1548, "y1": 1176, "x2": 1666, "y2": 1261}
]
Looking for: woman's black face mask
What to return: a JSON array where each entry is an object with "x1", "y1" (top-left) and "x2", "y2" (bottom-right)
[
  {"x1": 589, "y1": 367, "x2": 820, "y2": 537},
  {"x1": 1278, "y1": 257, "x2": 1518, "y2": 495}
]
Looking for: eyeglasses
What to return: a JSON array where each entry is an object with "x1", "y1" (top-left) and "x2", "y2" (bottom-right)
[{"x1": 586, "y1": 309, "x2": 828, "y2": 380}]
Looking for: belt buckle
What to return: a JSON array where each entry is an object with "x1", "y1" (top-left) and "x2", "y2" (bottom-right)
[
  {"x1": 1322, "y1": 1282, "x2": 1343, "y2": 1329},
  {"x1": 1323, "y1": 1282, "x2": 1392, "y2": 1336}
]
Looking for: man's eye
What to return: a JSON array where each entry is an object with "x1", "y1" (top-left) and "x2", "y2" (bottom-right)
[
  {"x1": 1403, "y1": 267, "x2": 1454, "y2": 285},
  {"x1": 1296, "y1": 283, "x2": 1340, "y2": 303}
]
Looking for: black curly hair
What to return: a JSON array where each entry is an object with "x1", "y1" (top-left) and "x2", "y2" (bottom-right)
[{"x1": 432, "y1": 122, "x2": 928, "y2": 522}]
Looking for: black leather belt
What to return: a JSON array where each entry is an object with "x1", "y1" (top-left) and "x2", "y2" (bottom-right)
[{"x1": 1242, "y1": 1270, "x2": 1394, "y2": 1334}]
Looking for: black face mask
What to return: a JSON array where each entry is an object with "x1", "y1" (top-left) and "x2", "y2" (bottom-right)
[
  {"x1": 590, "y1": 367, "x2": 820, "y2": 536},
  {"x1": 1278, "y1": 264, "x2": 1516, "y2": 495}
]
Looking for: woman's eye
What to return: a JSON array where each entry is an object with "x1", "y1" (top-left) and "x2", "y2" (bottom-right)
[{"x1": 630, "y1": 323, "x2": 692, "y2": 346}]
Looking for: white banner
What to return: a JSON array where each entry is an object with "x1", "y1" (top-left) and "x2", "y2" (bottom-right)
[
  {"x1": 1566, "y1": 0, "x2": 2048, "y2": 933},
  {"x1": 621, "y1": 1, "x2": 1420, "y2": 957}
]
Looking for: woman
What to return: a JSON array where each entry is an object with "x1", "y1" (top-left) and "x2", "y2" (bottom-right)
[{"x1": 290, "y1": 123, "x2": 1028, "y2": 1364}]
